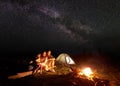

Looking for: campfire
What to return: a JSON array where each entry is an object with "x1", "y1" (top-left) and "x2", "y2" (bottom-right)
[
  {"x1": 81, "y1": 67, "x2": 93, "y2": 76},
  {"x1": 28, "y1": 51, "x2": 110, "y2": 86},
  {"x1": 73, "y1": 67, "x2": 94, "y2": 81}
]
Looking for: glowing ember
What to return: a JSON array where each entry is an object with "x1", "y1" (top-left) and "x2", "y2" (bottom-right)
[
  {"x1": 77, "y1": 67, "x2": 94, "y2": 80},
  {"x1": 82, "y1": 67, "x2": 93, "y2": 77}
]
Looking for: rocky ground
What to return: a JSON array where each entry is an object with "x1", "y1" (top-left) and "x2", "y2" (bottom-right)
[
  {"x1": 0, "y1": 62, "x2": 119, "y2": 86},
  {"x1": 1, "y1": 63, "x2": 116, "y2": 86}
]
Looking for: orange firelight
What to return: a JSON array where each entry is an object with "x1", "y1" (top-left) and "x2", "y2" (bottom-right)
[
  {"x1": 78, "y1": 67, "x2": 94, "y2": 80},
  {"x1": 82, "y1": 67, "x2": 93, "y2": 77}
]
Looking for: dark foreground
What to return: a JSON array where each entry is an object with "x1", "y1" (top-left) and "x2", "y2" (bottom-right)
[{"x1": 0, "y1": 73, "x2": 110, "y2": 86}]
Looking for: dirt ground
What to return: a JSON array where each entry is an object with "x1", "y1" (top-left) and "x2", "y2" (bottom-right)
[
  {"x1": 1, "y1": 62, "x2": 119, "y2": 86},
  {"x1": 1, "y1": 72, "x2": 112, "y2": 86},
  {"x1": 2, "y1": 74, "x2": 94, "y2": 86}
]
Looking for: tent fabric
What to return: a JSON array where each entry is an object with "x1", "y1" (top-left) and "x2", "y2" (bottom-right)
[{"x1": 56, "y1": 53, "x2": 75, "y2": 65}]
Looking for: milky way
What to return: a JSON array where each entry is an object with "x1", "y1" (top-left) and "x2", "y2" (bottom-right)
[{"x1": 0, "y1": 0, "x2": 120, "y2": 56}]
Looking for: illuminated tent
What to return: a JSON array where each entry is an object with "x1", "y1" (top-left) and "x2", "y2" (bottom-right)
[{"x1": 56, "y1": 53, "x2": 75, "y2": 65}]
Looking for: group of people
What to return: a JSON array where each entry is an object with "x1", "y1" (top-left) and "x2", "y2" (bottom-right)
[{"x1": 33, "y1": 50, "x2": 55, "y2": 74}]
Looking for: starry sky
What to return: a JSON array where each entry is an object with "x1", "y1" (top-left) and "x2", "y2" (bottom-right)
[{"x1": 0, "y1": 0, "x2": 120, "y2": 59}]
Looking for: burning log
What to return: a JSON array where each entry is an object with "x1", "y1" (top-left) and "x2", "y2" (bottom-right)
[{"x1": 70, "y1": 66, "x2": 110, "y2": 86}]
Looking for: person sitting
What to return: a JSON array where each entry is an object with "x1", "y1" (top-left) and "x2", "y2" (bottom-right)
[
  {"x1": 33, "y1": 53, "x2": 41, "y2": 74},
  {"x1": 33, "y1": 51, "x2": 55, "y2": 74},
  {"x1": 34, "y1": 52, "x2": 48, "y2": 74},
  {"x1": 40, "y1": 51, "x2": 49, "y2": 72},
  {"x1": 47, "y1": 50, "x2": 55, "y2": 72},
  {"x1": 36, "y1": 54, "x2": 41, "y2": 65}
]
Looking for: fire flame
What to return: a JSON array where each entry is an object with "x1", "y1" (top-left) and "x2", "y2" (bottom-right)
[
  {"x1": 78, "y1": 67, "x2": 94, "y2": 80},
  {"x1": 82, "y1": 67, "x2": 93, "y2": 77}
]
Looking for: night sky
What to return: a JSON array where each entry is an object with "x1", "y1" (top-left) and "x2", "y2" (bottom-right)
[{"x1": 0, "y1": 0, "x2": 120, "y2": 61}]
